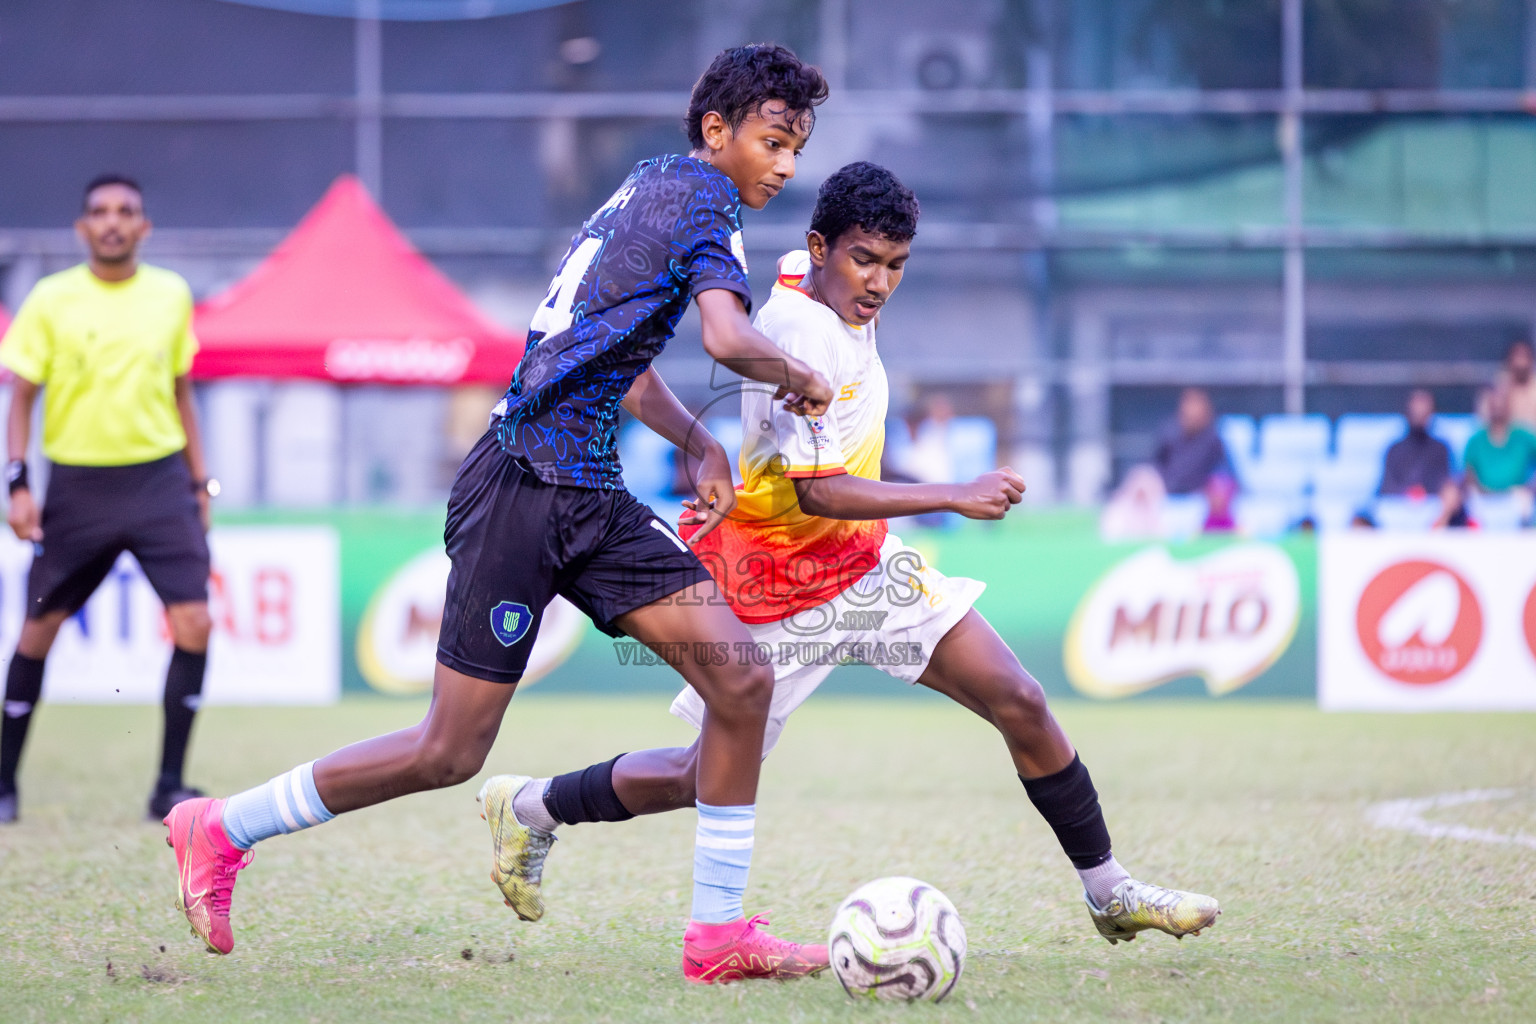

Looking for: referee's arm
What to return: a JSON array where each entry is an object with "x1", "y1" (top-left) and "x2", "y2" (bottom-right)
[
  {"x1": 6, "y1": 375, "x2": 42, "y2": 542},
  {"x1": 174, "y1": 375, "x2": 211, "y2": 532}
]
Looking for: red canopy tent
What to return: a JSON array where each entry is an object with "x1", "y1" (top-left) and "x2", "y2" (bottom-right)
[{"x1": 193, "y1": 175, "x2": 524, "y2": 384}]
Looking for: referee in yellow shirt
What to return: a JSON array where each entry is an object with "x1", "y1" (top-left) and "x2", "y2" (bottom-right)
[{"x1": 0, "y1": 175, "x2": 218, "y2": 824}]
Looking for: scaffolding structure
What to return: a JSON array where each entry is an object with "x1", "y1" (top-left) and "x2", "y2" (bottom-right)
[{"x1": 3, "y1": 0, "x2": 1535, "y2": 501}]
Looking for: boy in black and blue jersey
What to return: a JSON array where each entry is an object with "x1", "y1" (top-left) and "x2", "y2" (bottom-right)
[{"x1": 166, "y1": 45, "x2": 837, "y2": 982}]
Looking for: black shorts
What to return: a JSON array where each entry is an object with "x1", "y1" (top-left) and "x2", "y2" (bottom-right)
[
  {"x1": 436, "y1": 429, "x2": 713, "y2": 684},
  {"x1": 28, "y1": 454, "x2": 210, "y2": 617}
]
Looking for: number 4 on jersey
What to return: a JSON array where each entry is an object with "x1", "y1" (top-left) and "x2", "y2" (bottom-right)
[{"x1": 530, "y1": 235, "x2": 603, "y2": 338}]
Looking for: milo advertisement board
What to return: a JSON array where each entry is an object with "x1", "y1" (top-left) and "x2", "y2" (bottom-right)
[{"x1": 222, "y1": 509, "x2": 1318, "y2": 700}]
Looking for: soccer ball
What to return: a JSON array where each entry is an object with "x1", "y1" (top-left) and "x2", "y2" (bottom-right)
[{"x1": 827, "y1": 876, "x2": 967, "y2": 1003}]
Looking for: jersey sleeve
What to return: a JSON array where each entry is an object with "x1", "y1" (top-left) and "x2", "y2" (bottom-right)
[
  {"x1": 169, "y1": 276, "x2": 198, "y2": 376},
  {"x1": 0, "y1": 287, "x2": 53, "y2": 385},
  {"x1": 675, "y1": 183, "x2": 752, "y2": 312},
  {"x1": 758, "y1": 305, "x2": 848, "y2": 479}
]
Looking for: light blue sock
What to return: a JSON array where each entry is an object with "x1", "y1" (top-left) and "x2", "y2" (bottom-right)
[
  {"x1": 221, "y1": 761, "x2": 335, "y2": 850},
  {"x1": 692, "y1": 801, "x2": 755, "y2": 924}
]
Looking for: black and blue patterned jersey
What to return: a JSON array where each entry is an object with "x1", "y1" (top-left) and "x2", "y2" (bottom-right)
[{"x1": 493, "y1": 154, "x2": 753, "y2": 490}]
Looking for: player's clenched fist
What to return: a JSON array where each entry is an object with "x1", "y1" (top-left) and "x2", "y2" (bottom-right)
[
  {"x1": 7, "y1": 488, "x2": 41, "y2": 542},
  {"x1": 947, "y1": 467, "x2": 1026, "y2": 520},
  {"x1": 777, "y1": 367, "x2": 834, "y2": 418}
]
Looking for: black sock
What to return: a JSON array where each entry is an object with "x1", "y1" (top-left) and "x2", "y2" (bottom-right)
[
  {"x1": 1, "y1": 653, "x2": 46, "y2": 795},
  {"x1": 1020, "y1": 754, "x2": 1114, "y2": 869},
  {"x1": 157, "y1": 647, "x2": 207, "y2": 793},
  {"x1": 544, "y1": 754, "x2": 635, "y2": 826}
]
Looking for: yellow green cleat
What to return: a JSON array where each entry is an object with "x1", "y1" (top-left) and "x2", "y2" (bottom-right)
[
  {"x1": 477, "y1": 774, "x2": 556, "y2": 922},
  {"x1": 1086, "y1": 879, "x2": 1220, "y2": 944}
]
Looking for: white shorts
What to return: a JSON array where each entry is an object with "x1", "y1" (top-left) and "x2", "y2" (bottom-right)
[{"x1": 670, "y1": 532, "x2": 985, "y2": 753}]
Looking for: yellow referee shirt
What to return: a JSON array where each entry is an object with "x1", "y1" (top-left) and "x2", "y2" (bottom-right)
[{"x1": 1, "y1": 263, "x2": 197, "y2": 466}]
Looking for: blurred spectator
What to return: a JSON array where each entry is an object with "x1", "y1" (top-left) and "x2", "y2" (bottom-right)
[
  {"x1": 1100, "y1": 464, "x2": 1165, "y2": 541},
  {"x1": 1378, "y1": 389, "x2": 1451, "y2": 497},
  {"x1": 1464, "y1": 385, "x2": 1536, "y2": 495},
  {"x1": 1153, "y1": 387, "x2": 1231, "y2": 495},
  {"x1": 895, "y1": 394, "x2": 957, "y2": 485},
  {"x1": 1203, "y1": 473, "x2": 1236, "y2": 531},
  {"x1": 1497, "y1": 339, "x2": 1536, "y2": 430}
]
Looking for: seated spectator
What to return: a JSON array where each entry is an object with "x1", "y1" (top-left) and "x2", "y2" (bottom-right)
[
  {"x1": 1464, "y1": 385, "x2": 1536, "y2": 495},
  {"x1": 1100, "y1": 464, "x2": 1165, "y2": 541},
  {"x1": 1202, "y1": 473, "x2": 1236, "y2": 532},
  {"x1": 1378, "y1": 389, "x2": 1452, "y2": 497},
  {"x1": 1153, "y1": 387, "x2": 1231, "y2": 495},
  {"x1": 1497, "y1": 338, "x2": 1536, "y2": 430}
]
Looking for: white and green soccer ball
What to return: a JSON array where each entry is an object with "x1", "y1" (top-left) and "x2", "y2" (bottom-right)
[{"x1": 828, "y1": 876, "x2": 967, "y2": 1003}]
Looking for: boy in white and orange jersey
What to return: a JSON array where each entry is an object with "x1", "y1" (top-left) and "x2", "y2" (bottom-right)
[{"x1": 486, "y1": 163, "x2": 1220, "y2": 951}]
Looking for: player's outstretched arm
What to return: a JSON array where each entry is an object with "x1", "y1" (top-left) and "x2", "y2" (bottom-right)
[
  {"x1": 621, "y1": 367, "x2": 736, "y2": 543},
  {"x1": 695, "y1": 289, "x2": 833, "y2": 417},
  {"x1": 794, "y1": 468, "x2": 1026, "y2": 522}
]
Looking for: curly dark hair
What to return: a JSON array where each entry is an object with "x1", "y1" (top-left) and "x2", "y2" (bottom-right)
[
  {"x1": 809, "y1": 162, "x2": 920, "y2": 247},
  {"x1": 685, "y1": 44, "x2": 829, "y2": 150}
]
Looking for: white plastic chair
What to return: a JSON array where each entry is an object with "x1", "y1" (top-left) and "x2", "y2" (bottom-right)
[
  {"x1": 1373, "y1": 495, "x2": 1443, "y2": 531},
  {"x1": 1259, "y1": 413, "x2": 1332, "y2": 463},
  {"x1": 1234, "y1": 495, "x2": 1296, "y2": 537},
  {"x1": 1218, "y1": 415, "x2": 1256, "y2": 486},
  {"x1": 1335, "y1": 414, "x2": 1406, "y2": 466},
  {"x1": 1218, "y1": 415, "x2": 1256, "y2": 462},
  {"x1": 618, "y1": 421, "x2": 674, "y2": 497},
  {"x1": 1468, "y1": 491, "x2": 1528, "y2": 531},
  {"x1": 1311, "y1": 494, "x2": 1364, "y2": 532},
  {"x1": 1311, "y1": 457, "x2": 1381, "y2": 504},
  {"x1": 1158, "y1": 493, "x2": 1210, "y2": 540},
  {"x1": 949, "y1": 416, "x2": 999, "y2": 483},
  {"x1": 1431, "y1": 414, "x2": 1479, "y2": 471}
]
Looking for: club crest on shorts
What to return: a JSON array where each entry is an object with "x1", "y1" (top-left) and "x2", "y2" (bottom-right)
[{"x1": 489, "y1": 601, "x2": 534, "y2": 647}]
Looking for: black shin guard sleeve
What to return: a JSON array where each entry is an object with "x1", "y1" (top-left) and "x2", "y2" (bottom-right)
[
  {"x1": 1, "y1": 652, "x2": 46, "y2": 792},
  {"x1": 158, "y1": 647, "x2": 207, "y2": 788},
  {"x1": 544, "y1": 754, "x2": 635, "y2": 826},
  {"x1": 1020, "y1": 754, "x2": 1114, "y2": 869}
]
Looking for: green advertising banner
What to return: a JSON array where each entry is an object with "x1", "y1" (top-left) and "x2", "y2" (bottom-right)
[{"x1": 219, "y1": 509, "x2": 1317, "y2": 700}]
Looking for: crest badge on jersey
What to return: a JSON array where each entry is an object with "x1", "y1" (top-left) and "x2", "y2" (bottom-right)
[
  {"x1": 729, "y1": 230, "x2": 748, "y2": 274},
  {"x1": 489, "y1": 601, "x2": 535, "y2": 647}
]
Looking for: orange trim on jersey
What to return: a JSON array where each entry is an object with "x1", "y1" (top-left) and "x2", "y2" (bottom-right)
[
  {"x1": 687, "y1": 516, "x2": 889, "y2": 624},
  {"x1": 783, "y1": 465, "x2": 847, "y2": 480},
  {"x1": 777, "y1": 271, "x2": 814, "y2": 298}
]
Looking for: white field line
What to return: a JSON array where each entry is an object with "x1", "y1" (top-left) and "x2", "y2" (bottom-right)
[{"x1": 1366, "y1": 789, "x2": 1536, "y2": 850}]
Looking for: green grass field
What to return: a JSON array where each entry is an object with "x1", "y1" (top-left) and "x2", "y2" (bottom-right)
[{"x1": 1, "y1": 695, "x2": 1533, "y2": 1022}]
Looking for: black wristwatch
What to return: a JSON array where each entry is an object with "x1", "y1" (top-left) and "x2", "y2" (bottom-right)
[
  {"x1": 193, "y1": 477, "x2": 221, "y2": 498},
  {"x1": 5, "y1": 459, "x2": 28, "y2": 495}
]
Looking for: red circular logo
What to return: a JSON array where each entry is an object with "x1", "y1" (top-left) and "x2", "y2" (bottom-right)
[{"x1": 1356, "y1": 560, "x2": 1482, "y2": 685}]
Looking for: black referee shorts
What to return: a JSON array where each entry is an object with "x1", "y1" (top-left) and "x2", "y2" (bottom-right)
[
  {"x1": 28, "y1": 454, "x2": 210, "y2": 618},
  {"x1": 436, "y1": 428, "x2": 712, "y2": 684}
]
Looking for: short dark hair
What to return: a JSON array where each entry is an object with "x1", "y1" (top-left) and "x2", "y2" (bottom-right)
[
  {"x1": 83, "y1": 173, "x2": 143, "y2": 210},
  {"x1": 809, "y1": 162, "x2": 920, "y2": 248},
  {"x1": 685, "y1": 44, "x2": 828, "y2": 150}
]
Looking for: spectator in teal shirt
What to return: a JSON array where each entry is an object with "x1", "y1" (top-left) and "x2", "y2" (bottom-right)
[{"x1": 1464, "y1": 386, "x2": 1536, "y2": 494}]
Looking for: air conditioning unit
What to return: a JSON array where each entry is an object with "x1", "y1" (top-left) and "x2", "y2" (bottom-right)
[{"x1": 900, "y1": 33, "x2": 992, "y2": 90}]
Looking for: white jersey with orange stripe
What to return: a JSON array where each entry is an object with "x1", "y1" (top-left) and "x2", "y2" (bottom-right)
[{"x1": 689, "y1": 249, "x2": 890, "y2": 623}]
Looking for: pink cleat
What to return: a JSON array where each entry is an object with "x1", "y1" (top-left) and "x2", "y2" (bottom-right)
[
  {"x1": 163, "y1": 797, "x2": 253, "y2": 955},
  {"x1": 682, "y1": 914, "x2": 830, "y2": 984}
]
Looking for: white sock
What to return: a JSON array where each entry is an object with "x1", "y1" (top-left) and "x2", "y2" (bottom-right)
[
  {"x1": 221, "y1": 761, "x2": 335, "y2": 850},
  {"x1": 513, "y1": 777, "x2": 559, "y2": 834},
  {"x1": 1079, "y1": 855, "x2": 1132, "y2": 909}
]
